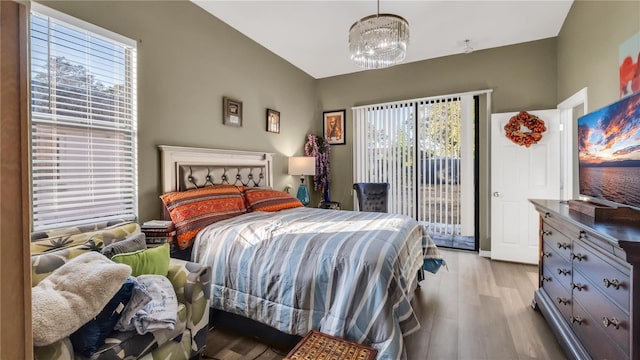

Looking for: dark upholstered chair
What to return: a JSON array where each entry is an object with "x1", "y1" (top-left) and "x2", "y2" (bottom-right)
[{"x1": 353, "y1": 183, "x2": 390, "y2": 213}]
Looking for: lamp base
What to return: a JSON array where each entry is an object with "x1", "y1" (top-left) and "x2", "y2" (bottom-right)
[{"x1": 296, "y1": 183, "x2": 310, "y2": 206}]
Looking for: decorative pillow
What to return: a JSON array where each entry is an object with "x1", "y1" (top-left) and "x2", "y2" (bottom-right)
[
  {"x1": 111, "y1": 243, "x2": 170, "y2": 277},
  {"x1": 70, "y1": 278, "x2": 135, "y2": 357},
  {"x1": 243, "y1": 188, "x2": 304, "y2": 212},
  {"x1": 30, "y1": 221, "x2": 140, "y2": 255},
  {"x1": 89, "y1": 221, "x2": 141, "y2": 247},
  {"x1": 30, "y1": 219, "x2": 130, "y2": 241},
  {"x1": 31, "y1": 252, "x2": 131, "y2": 347},
  {"x1": 31, "y1": 242, "x2": 99, "y2": 287},
  {"x1": 160, "y1": 185, "x2": 247, "y2": 249},
  {"x1": 101, "y1": 232, "x2": 147, "y2": 259}
]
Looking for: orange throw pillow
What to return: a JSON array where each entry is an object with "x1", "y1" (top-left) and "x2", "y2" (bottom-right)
[
  {"x1": 160, "y1": 185, "x2": 246, "y2": 249},
  {"x1": 243, "y1": 188, "x2": 304, "y2": 212}
]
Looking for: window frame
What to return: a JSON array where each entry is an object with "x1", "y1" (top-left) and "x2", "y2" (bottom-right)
[{"x1": 29, "y1": 2, "x2": 138, "y2": 232}]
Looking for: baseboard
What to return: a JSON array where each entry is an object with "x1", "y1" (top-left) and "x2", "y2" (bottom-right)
[{"x1": 479, "y1": 250, "x2": 491, "y2": 258}]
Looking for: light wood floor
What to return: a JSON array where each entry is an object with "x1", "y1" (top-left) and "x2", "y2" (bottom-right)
[{"x1": 203, "y1": 249, "x2": 566, "y2": 360}]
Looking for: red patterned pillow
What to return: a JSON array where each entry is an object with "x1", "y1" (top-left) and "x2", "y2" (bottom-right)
[
  {"x1": 160, "y1": 185, "x2": 246, "y2": 249},
  {"x1": 243, "y1": 188, "x2": 304, "y2": 212}
]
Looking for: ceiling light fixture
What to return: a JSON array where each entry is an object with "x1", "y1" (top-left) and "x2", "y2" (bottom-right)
[
  {"x1": 348, "y1": 0, "x2": 409, "y2": 70},
  {"x1": 464, "y1": 39, "x2": 474, "y2": 54}
]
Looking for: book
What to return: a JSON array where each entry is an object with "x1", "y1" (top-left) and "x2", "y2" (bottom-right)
[
  {"x1": 142, "y1": 228, "x2": 176, "y2": 235},
  {"x1": 142, "y1": 220, "x2": 174, "y2": 229},
  {"x1": 146, "y1": 236, "x2": 171, "y2": 244}
]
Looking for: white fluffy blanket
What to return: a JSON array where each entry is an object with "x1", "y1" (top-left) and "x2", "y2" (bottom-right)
[{"x1": 32, "y1": 251, "x2": 131, "y2": 347}]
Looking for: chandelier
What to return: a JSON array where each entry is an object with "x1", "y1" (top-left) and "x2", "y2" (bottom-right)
[{"x1": 348, "y1": 0, "x2": 409, "y2": 70}]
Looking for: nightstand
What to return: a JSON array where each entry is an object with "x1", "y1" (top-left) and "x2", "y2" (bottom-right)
[{"x1": 318, "y1": 201, "x2": 341, "y2": 210}]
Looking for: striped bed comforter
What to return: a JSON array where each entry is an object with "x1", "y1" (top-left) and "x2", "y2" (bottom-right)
[{"x1": 192, "y1": 207, "x2": 443, "y2": 360}]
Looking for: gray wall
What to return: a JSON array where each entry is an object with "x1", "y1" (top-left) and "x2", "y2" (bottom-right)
[
  {"x1": 36, "y1": 1, "x2": 640, "y2": 252},
  {"x1": 558, "y1": 0, "x2": 640, "y2": 110},
  {"x1": 40, "y1": 1, "x2": 318, "y2": 222},
  {"x1": 317, "y1": 38, "x2": 558, "y2": 251}
]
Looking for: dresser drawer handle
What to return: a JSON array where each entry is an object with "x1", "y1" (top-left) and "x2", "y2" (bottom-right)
[
  {"x1": 542, "y1": 251, "x2": 551, "y2": 258},
  {"x1": 557, "y1": 242, "x2": 570, "y2": 250},
  {"x1": 570, "y1": 253, "x2": 586, "y2": 261},
  {"x1": 542, "y1": 276, "x2": 552, "y2": 283},
  {"x1": 571, "y1": 282, "x2": 586, "y2": 291},
  {"x1": 602, "y1": 317, "x2": 621, "y2": 329},
  {"x1": 542, "y1": 230, "x2": 552, "y2": 236},
  {"x1": 544, "y1": 212, "x2": 551, "y2": 219},
  {"x1": 603, "y1": 278, "x2": 621, "y2": 289},
  {"x1": 557, "y1": 268, "x2": 571, "y2": 276},
  {"x1": 570, "y1": 316, "x2": 584, "y2": 325},
  {"x1": 578, "y1": 230, "x2": 586, "y2": 240},
  {"x1": 556, "y1": 297, "x2": 570, "y2": 305}
]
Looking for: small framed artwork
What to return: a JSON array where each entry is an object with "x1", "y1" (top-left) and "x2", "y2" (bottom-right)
[
  {"x1": 223, "y1": 96, "x2": 243, "y2": 127},
  {"x1": 619, "y1": 32, "x2": 640, "y2": 97},
  {"x1": 323, "y1": 109, "x2": 346, "y2": 145},
  {"x1": 266, "y1": 108, "x2": 280, "y2": 133}
]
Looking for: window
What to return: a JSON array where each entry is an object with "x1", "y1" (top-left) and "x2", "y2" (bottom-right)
[
  {"x1": 352, "y1": 91, "x2": 485, "y2": 251},
  {"x1": 30, "y1": 4, "x2": 137, "y2": 231}
]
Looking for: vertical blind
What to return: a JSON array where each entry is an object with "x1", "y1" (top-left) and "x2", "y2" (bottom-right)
[
  {"x1": 30, "y1": 6, "x2": 138, "y2": 231},
  {"x1": 353, "y1": 93, "x2": 478, "y2": 239},
  {"x1": 416, "y1": 97, "x2": 463, "y2": 236},
  {"x1": 353, "y1": 102, "x2": 416, "y2": 215}
]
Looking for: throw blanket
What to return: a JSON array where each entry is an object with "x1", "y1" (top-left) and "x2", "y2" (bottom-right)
[
  {"x1": 32, "y1": 252, "x2": 131, "y2": 346},
  {"x1": 192, "y1": 207, "x2": 444, "y2": 360}
]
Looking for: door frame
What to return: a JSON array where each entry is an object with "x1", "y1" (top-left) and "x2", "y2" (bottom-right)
[
  {"x1": 485, "y1": 88, "x2": 588, "y2": 260},
  {"x1": 557, "y1": 87, "x2": 588, "y2": 201}
]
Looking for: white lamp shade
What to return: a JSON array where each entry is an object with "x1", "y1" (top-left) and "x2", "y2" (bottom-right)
[{"x1": 288, "y1": 156, "x2": 316, "y2": 176}]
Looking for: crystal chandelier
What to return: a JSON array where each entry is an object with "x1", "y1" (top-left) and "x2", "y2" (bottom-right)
[{"x1": 348, "y1": 0, "x2": 409, "y2": 70}]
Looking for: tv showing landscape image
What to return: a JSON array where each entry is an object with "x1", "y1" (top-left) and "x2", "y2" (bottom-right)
[{"x1": 578, "y1": 91, "x2": 640, "y2": 209}]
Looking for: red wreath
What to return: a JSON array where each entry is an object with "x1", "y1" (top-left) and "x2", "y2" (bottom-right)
[{"x1": 504, "y1": 111, "x2": 547, "y2": 147}]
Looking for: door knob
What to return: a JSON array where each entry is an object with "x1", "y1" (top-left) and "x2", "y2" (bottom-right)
[{"x1": 493, "y1": 192, "x2": 500, "y2": 197}]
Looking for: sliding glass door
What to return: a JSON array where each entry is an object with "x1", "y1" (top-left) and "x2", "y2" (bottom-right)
[{"x1": 353, "y1": 94, "x2": 477, "y2": 251}]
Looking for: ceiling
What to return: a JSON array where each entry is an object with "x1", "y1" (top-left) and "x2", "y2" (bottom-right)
[{"x1": 192, "y1": 1, "x2": 574, "y2": 79}]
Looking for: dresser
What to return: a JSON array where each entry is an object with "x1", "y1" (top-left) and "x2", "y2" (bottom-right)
[{"x1": 530, "y1": 200, "x2": 640, "y2": 360}]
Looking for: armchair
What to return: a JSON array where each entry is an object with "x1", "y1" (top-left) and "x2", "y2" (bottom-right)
[{"x1": 353, "y1": 183, "x2": 390, "y2": 213}]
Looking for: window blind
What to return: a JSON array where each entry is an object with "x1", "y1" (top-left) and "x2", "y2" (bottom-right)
[
  {"x1": 353, "y1": 102, "x2": 416, "y2": 216},
  {"x1": 353, "y1": 92, "x2": 481, "y2": 240},
  {"x1": 30, "y1": 6, "x2": 138, "y2": 231}
]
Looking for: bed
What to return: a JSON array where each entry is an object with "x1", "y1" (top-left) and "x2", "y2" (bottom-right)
[{"x1": 158, "y1": 145, "x2": 444, "y2": 360}]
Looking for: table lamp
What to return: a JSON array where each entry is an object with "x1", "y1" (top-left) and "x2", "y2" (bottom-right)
[{"x1": 288, "y1": 156, "x2": 316, "y2": 206}]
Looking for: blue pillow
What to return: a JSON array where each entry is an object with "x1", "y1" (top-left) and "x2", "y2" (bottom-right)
[{"x1": 70, "y1": 278, "x2": 135, "y2": 357}]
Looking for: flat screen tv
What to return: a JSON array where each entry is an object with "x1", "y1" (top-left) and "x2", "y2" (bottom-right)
[{"x1": 578, "y1": 91, "x2": 640, "y2": 209}]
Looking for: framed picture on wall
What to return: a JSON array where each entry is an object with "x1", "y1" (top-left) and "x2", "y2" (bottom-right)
[
  {"x1": 223, "y1": 96, "x2": 243, "y2": 127},
  {"x1": 323, "y1": 110, "x2": 346, "y2": 145},
  {"x1": 619, "y1": 32, "x2": 640, "y2": 98},
  {"x1": 266, "y1": 108, "x2": 280, "y2": 133}
]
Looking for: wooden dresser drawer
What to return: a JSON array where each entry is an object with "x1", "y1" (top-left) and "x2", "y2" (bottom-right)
[
  {"x1": 541, "y1": 265, "x2": 572, "y2": 321},
  {"x1": 530, "y1": 199, "x2": 640, "y2": 360},
  {"x1": 542, "y1": 212, "x2": 581, "y2": 239},
  {"x1": 542, "y1": 221, "x2": 573, "y2": 262},
  {"x1": 572, "y1": 298, "x2": 628, "y2": 360},
  {"x1": 542, "y1": 242, "x2": 572, "y2": 290},
  {"x1": 572, "y1": 270, "x2": 630, "y2": 355},
  {"x1": 572, "y1": 241, "x2": 630, "y2": 311}
]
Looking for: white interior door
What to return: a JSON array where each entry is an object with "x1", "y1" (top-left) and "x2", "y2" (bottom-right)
[{"x1": 491, "y1": 110, "x2": 560, "y2": 264}]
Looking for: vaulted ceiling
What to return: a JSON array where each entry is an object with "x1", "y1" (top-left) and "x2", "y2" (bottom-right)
[{"x1": 193, "y1": 1, "x2": 573, "y2": 79}]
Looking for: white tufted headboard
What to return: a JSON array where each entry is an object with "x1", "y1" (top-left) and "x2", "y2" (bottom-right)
[{"x1": 158, "y1": 145, "x2": 274, "y2": 193}]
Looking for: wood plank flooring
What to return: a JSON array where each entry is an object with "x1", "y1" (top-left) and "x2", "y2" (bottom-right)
[{"x1": 203, "y1": 249, "x2": 566, "y2": 360}]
